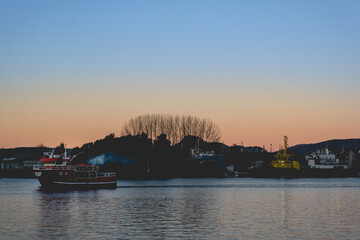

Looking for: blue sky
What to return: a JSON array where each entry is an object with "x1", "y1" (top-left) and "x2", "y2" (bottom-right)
[
  {"x1": 2, "y1": 0, "x2": 359, "y2": 82},
  {"x1": 0, "y1": 0, "x2": 359, "y2": 147}
]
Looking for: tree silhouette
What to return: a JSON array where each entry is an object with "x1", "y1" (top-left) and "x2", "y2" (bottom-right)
[
  {"x1": 53, "y1": 143, "x2": 66, "y2": 156},
  {"x1": 121, "y1": 114, "x2": 221, "y2": 144}
]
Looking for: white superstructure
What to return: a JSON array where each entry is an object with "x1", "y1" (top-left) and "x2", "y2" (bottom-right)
[
  {"x1": 190, "y1": 139, "x2": 215, "y2": 159},
  {"x1": 306, "y1": 148, "x2": 348, "y2": 169}
]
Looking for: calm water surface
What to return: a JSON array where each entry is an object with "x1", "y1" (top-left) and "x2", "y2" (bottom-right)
[{"x1": 1, "y1": 178, "x2": 360, "y2": 240}]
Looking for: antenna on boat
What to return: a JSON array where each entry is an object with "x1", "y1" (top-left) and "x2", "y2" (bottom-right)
[
  {"x1": 50, "y1": 148, "x2": 55, "y2": 158},
  {"x1": 193, "y1": 137, "x2": 201, "y2": 151},
  {"x1": 68, "y1": 152, "x2": 83, "y2": 165}
]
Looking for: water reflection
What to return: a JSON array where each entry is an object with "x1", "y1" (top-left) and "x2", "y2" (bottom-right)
[
  {"x1": 280, "y1": 184, "x2": 288, "y2": 239},
  {"x1": 1, "y1": 178, "x2": 360, "y2": 240},
  {"x1": 35, "y1": 190, "x2": 110, "y2": 239},
  {"x1": 115, "y1": 188, "x2": 216, "y2": 239},
  {"x1": 37, "y1": 193, "x2": 71, "y2": 239}
]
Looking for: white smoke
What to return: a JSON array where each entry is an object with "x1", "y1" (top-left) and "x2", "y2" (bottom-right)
[
  {"x1": 87, "y1": 153, "x2": 133, "y2": 166},
  {"x1": 88, "y1": 154, "x2": 107, "y2": 165}
]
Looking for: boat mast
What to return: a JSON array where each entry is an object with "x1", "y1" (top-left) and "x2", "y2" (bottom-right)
[
  {"x1": 64, "y1": 144, "x2": 67, "y2": 158},
  {"x1": 283, "y1": 136, "x2": 288, "y2": 155}
]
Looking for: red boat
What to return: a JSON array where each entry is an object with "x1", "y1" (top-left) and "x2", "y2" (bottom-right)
[{"x1": 33, "y1": 149, "x2": 117, "y2": 190}]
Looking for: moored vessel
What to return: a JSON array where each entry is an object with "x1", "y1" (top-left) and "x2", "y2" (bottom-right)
[
  {"x1": 270, "y1": 136, "x2": 301, "y2": 177},
  {"x1": 33, "y1": 149, "x2": 117, "y2": 190},
  {"x1": 190, "y1": 138, "x2": 216, "y2": 161},
  {"x1": 249, "y1": 136, "x2": 301, "y2": 178},
  {"x1": 188, "y1": 138, "x2": 223, "y2": 177},
  {"x1": 303, "y1": 148, "x2": 355, "y2": 177}
]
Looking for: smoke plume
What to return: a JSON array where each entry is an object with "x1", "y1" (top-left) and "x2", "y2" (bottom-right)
[{"x1": 87, "y1": 153, "x2": 132, "y2": 166}]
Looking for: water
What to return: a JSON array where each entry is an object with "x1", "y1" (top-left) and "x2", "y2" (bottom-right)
[{"x1": 1, "y1": 178, "x2": 360, "y2": 240}]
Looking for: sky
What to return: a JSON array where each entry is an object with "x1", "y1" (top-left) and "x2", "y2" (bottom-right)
[{"x1": 1, "y1": 0, "x2": 359, "y2": 149}]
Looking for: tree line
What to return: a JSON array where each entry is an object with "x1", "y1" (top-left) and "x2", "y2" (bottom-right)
[
  {"x1": 71, "y1": 133, "x2": 225, "y2": 179},
  {"x1": 121, "y1": 114, "x2": 221, "y2": 145}
]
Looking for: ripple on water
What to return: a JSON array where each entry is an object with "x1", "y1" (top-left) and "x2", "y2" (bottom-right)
[{"x1": 0, "y1": 178, "x2": 360, "y2": 240}]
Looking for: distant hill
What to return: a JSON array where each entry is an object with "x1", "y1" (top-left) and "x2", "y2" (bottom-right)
[
  {"x1": 246, "y1": 146, "x2": 266, "y2": 153},
  {"x1": 288, "y1": 139, "x2": 360, "y2": 155}
]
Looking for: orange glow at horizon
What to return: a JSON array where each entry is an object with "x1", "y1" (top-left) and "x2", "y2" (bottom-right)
[{"x1": 1, "y1": 80, "x2": 359, "y2": 149}]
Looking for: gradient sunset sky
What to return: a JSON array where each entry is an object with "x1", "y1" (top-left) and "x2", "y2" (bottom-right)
[{"x1": 1, "y1": 0, "x2": 359, "y2": 149}]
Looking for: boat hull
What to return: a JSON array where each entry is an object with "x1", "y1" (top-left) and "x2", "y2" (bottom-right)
[
  {"x1": 249, "y1": 166, "x2": 301, "y2": 178},
  {"x1": 302, "y1": 168, "x2": 357, "y2": 178},
  {"x1": 34, "y1": 169, "x2": 117, "y2": 190},
  {"x1": 39, "y1": 181, "x2": 117, "y2": 190}
]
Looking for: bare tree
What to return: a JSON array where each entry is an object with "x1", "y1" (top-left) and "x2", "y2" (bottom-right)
[{"x1": 121, "y1": 114, "x2": 221, "y2": 144}]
